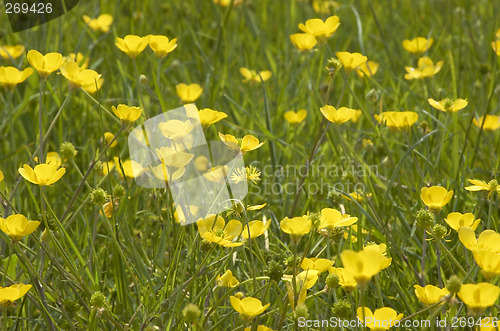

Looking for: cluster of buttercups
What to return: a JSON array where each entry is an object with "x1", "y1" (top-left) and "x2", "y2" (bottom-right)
[
  {"x1": 186, "y1": 13, "x2": 500, "y2": 330},
  {"x1": 0, "y1": 10, "x2": 270, "y2": 311},
  {"x1": 416, "y1": 181, "x2": 500, "y2": 318}
]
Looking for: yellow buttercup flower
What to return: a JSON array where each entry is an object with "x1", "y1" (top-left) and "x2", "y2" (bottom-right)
[
  {"x1": 444, "y1": 212, "x2": 480, "y2": 231},
  {"x1": 216, "y1": 270, "x2": 239, "y2": 287},
  {"x1": 344, "y1": 191, "x2": 372, "y2": 202},
  {"x1": 239, "y1": 67, "x2": 272, "y2": 83},
  {"x1": 356, "y1": 60, "x2": 379, "y2": 77},
  {"x1": 68, "y1": 52, "x2": 90, "y2": 69},
  {"x1": 465, "y1": 179, "x2": 500, "y2": 199},
  {"x1": 289, "y1": 33, "x2": 317, "y2": 51},
  {"x1": 443, "y1": 213, "x2": 479, "y2": 234},
  {"x1": 0, "y1": 45, "x2": 25, "y2": 60},
  {"x1": 174, "y1": 205, "x2": 199, "y2": 224},
  {"x1": 473, "y1": 251, "x2": 500, "y2": 279},
  {"x1": 0, "y1": 66, "x2": 33, "y2": 91},
  {"x1": 428, "y1": 98, "x2": 468, "y2": 112},
  {"x1": 301, "y1": 258, "x2": 334, "y2": 274},
  {"x1": 242, "y1": 219, "x2": 270, "y2": 239},
  {"x1": 240, "y1": 135, "x2": 265, "y2": 153},
  {"x1": 18, "y1": 163, "x2": 65, "y2": 186},
  {"x1": 194, "y1": 156, "x2": 209, "y2": 172},
  {"x1": 420, "y1": 186, "x2": 453, "y2": 213},
  {"x1": 336, "y1": 52, "x2": 368, "y2": 73},
  {"x1": 198, "y1": 108, "x2": 227, "y2": 128},
  {"x1": 284, "y1": 110, "x2": 307, "y2": 125},
  {"x1": 492, "y1": 41, "x2": 500, "y2": 56},
  {"x1": 328, "y1": 267, "x2": 357, "y2": 292},
  {"x1": 27, "y1": 50, "x2": 64, "y2": 79},
  {"x1": 404, "y1": 56, "x2": 443, "y2": 80},
  {"x1": 312, "y1": 0, "x2": 339, "y2": 14},
  {"x1": 230, "y1": 296, "x2": 269, "y2": 321},
  {"x1": 148, "y1": 35, "x2": 177, "y2": 58},
  {"x1": 340, "y1": 248, "x2": 391, "y2": 286},
  {"x1": 115, "y1": 35, "x2": 149, "y2": 59},
  {"x1": 280, "y1": 216, "x2": 312, "y2": 239},
  {"x1": 414, "y1": 285, "x2": 449, "y2": 305},
  {"x1": 101, "y1": 200, "x2": 116, "y2": 218},
  {"x1": 82, "y1": 14, "x2": 113, "y2": 33},
  {"x1": 219, "y1": 133, "x2": 265, "y2": 154},
  {"x1": 458, "y1": 228, "x2": 500, "y2": 253},
  {"x1": 298, "y1": 16, "x2": 340, "y2": 40},
  {"x1": 176, "y1": 83, "x2": 203, "y2": 103},
  {"x1": 0, "y1": 284, "x2": 32, "y2": 307},
  {"x1": 203, "y1": 165, "x2": 229, "y2": 182},
  {"x1": 473, "y1": 115, "x2": 500, "y2": 131},
  {"x1": 213, "y1": 0, "x2": 243, "y2": 6},
  {"x1": 104, "y1": 132, "x2": 118, "y2": 148},
  {"x1": 318, "y1": 208, "x2": 357, "y2": 230},
  {"x1": 320, "y1": 105, "x2": 357, "y2": 124},
  {"x1": 111, "y1": 104, "x2": 143, "y2": 123},
  {"x1": 159, "y1": 119, "x2": 194, "y2": 140},
  {"x1": 155, "y1": 147, "x2": 194, "y2": 168},
  {"x1": 59, "y1": 61, "x2": 103, "y2": 93},
  {"x1": 0, "y1": 170, "x2": 4, "y2": 183},
  {"x1": 196, "y1": 215, "x2": 243, "y2": 247},
  {"x1": 402, "y1": 37, "x2": 433, "y2": 54},
  {"x1": 357, "y1": 307, "x2": 403, "y2": 330},
  {"x1": 283, "y1": 270, "x2": 319, "y2": 309},
  {"x1": 0, "y1": 214, "x2": 40, "y2": 242},
  {"x1": 113, "y1": 157, "x2": 144, "y2": 179},
  {"x1": 458, "y1": 283, "x2": 500, "y2": 316},
  {"x1": 375, "y1": 111, "x2": 418, "y2": 131}
]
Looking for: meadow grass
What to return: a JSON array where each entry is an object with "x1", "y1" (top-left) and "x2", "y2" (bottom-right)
[{"x1": 1, "y1": 0, "x2": 500, "y2": 330}]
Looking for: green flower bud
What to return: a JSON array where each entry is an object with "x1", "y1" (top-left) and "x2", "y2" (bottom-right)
[
  {"x1": 139, "y1": 74, "x2": 148, "y2": 86},
  {"x1": 63, "y1": 299, "x2": 81, "y2": 315},
  {"x1": 431, "y1": 224, "x2": 447, "y2": 240},
  {"x1": 416, "y1": 208, "x2": 434, "y2": 229},
  {"x1": 446, "y1": 275, "x2": 462, "y2": 294},
  {"x1": 293, "y1": 304, "x2": 308, "y2": 320},
  {"x1": 182, "y1": 303, "x2": 201, "y2": 323},
  {"x1": 41, "y1": 229, "x2": 51, "y2": 242},
  {"x1": 234, "y1": 292, "x2": 245, "y2": 299},
  {"x1": 90, "y1": 291, "x2": 106, "y2": 308},
  {"x1": 331, "y1": 299, "x2": 351, "y2": 319},
  {"x1": 420, "y1": 121, "x2": 429, "y2": 131},
  {"x1": 326, "y1": 57, "x2": 342, "y2": 74},
  {"x1": 90, "y1": 188, "x2": 108, "y2": 206},
  {"x1": 93, "y1": 160, "x2": 104, "y2": 176},
  {"x1": 113, "y1": 184, "x2": 125, "y2": 199},
  {"x1": 365, "y1": 88, "x2": 379, "y2": 104},
  {"x1": 267, "y1": 260, "x2": 284, "y2": 283},
  {"x1": 327, "y1": 189, "x2": 342, "y2": 204},
  {"x1": 60, "y1": 141, "x2": 78, "y2": 160},
  {"x1": 326, "y1": 273, "x2": 340, "y2": 290}
]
